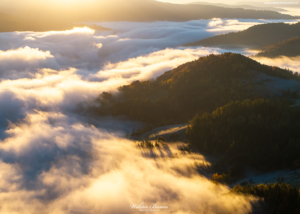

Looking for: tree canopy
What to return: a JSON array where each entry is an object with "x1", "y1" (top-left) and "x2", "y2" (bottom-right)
[
  {"x1": 256, "y1": 36, "x2": 300, "y2": 58},
  {"x1": 89, "y1": 53, "x2": 299, "y2": 126},
  {"x1": 187, "y1": 99, "x2": 300, "y2": 170},
  {"x1": 186, "y1": 22, "x2": 300, "y2": 48},
  {"x1": 232, "y1": 183, "x2": 300, "y2": 214}
]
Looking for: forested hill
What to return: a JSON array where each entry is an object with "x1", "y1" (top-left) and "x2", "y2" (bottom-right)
[
  {"x1": 187, "y1": 99, "x2": 300, "y2": 170},
  {"x1": 186, "y1": 22, "x2": 300, "y2": 48},
  {"x1": 0, "y1": 12, "x2": 108, "y2": 32},
  {"x1": 88, "y1": 53, "x2": 299, "y2": 125},
  {"x1": 256, "y1": 36, "x2": 300, "y2": 58}
]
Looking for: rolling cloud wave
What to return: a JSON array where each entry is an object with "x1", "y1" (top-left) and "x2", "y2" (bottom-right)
[{"x1": 0, "y1": 19, "x2": 295, "y2": 213}]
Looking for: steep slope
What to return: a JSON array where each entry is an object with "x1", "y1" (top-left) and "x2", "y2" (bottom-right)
[
  {"x1": 186, "y1": 22, "x2": 300, "y2": 48},
  {"x1": 256, "y1": 36, "x2": 300, "y2": 58},
  {"x1": 187, "y1": 99, "x2": 300, "y2": 170}
]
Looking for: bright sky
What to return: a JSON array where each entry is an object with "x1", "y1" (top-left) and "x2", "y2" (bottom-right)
[
  {"x1": 0, "y1": 0, "x2": 293, "y2": 14},
  {"x1": 156, "y1": 0, "x2": 264, "y2": 4},
  {"x1": 0, "y1": 0, "x2": 268, "y2": 6}
]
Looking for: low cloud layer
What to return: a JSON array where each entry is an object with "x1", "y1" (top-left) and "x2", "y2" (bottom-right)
[
  {"x1": 0, "y1": 111, "x2": 258, "y2": 214},
  {"x1": 0, "y1": 19, "x2": 297, "y2": 213},
  {"x1": 251, "y1": 56, "x2": 300, "y2": 73},
  {"x1": 0, "y1": 18, "x2": 295, "y2": 80},
  {"x1": 0, "y1": 46, "x2": 58, "y2": 79}
]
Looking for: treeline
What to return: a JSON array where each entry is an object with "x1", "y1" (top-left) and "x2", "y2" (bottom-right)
[
  {"x1": 256, "y1": 36, "x2": 300, "y2": 58},
  {"x1": 187, "y1": 99, "x2": 300, "y2": 170},
  {"x1": 89, "y1": 53, "x2": 299, "y2": 126},
  {"x1": 231, "y1": 183, "x2": 300, "y2": 214},
  {"x1": 186, "y1": 22, "x2": 300, "y2": 48}
]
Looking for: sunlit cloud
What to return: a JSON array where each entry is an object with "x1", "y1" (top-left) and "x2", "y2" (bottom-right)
[
  {"x1": 94, "y1": 43, "x2": 103, "y2": 48},
  {"x1": 0, "y1": 46, "x2": 221, "y2": 117},
  {"x1": 20, "y1": 27, "x2": 95, "y2": 38},
  {"x1": 0, "y1": 46, "x2": 53, "y2": 61},
  {"x1": 206, "y1": 18, "x2": 299, "y2": 33},
  {"x1": 251, "y1": 56, "x2": 300, "y2": 73},
  {"x1": 280, "y1": 8, "x2": 300, "y2": 16},
  {"x1": 0, "y1": 110, "x2": 257, "y2": 214},
  {"x1": 117, "y1": 38, "x2": 131, "y2": 42},
  {"x1": 94, "y1": 35, "x2": 118, "y2": 39},
  {"x1": 0, "y1": 46, "x2": 58, "y2": 79},
  {"x1": 207, "y1": 19, "x2": 262, "y2": 32},
  {"x1": 24, "y1": 36, "x2": 36, "y2": 41},
  {"x1": 94, "y1": 47, "x2": 221, "y2": 82},
  {"x1": 0, "y1": 68, "x2": 107, "y2": 111},
  {"x1": 208, "y1": 18, "x2": 225, "y2": 27},
  {"x1": 0, "y1": 19, "x2": 297, "y2": 213},
  {"x1": 0, "y1": 19, "x2": 295, "y2": 77}
]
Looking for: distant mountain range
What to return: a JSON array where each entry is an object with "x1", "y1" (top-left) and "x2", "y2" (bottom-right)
[
  {"x1": 188, "y1": 1, "x2": 287, "y2": 12},
  {"x1": 256, "y1": 36, "x2": 300, "y2": 58},
  {"x1": 186, "y1": 22, "x2": 300, "y2": 48},
  {"x1": 236, "y1": 0, "x2": 300, "y2": 8},
  {"x1": 0, "y1": 0, "x2": 298, "y2": 32}
]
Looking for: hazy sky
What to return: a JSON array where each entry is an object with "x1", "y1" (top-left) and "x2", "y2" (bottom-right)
[
  {"x1": 0, "y1": 0, "x2": 286, "y2": 12},
  {"x1": 156, "y1": 0, "x2": 265, "y2": 4},
  {"x1": 0, "y1": 0, "x2": 268, "y2": 7}
]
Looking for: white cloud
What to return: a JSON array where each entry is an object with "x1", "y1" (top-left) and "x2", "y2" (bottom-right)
[
  {"x1": 0, "y1": 19, "x2": 297, "y2": 213},
  {"x1": 0, "y1": 46, "x2": 58, "y2": 79},
  {"x1": 20, "y1": 27, "x2": 95, "y2": 38},
  {"x1": 94, "y1": 47, "x2": 221, "y2": 82},
  {"x1": 94, "y1": 43, "x2": 103, "y2": 48},
  {"x1": 251, "y1": 56, "x2": 300, "y2": 73},
  {"x1": 0, "y1": 18, "x2": 294, "y2": 79},
  {"x1": 0, "y1": 46, "x2": 53, "y2": 61},
  {"x1": 0, "y1": 110, "x2": 257, "y2": 214}
]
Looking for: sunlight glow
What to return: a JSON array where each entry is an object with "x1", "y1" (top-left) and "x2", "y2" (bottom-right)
[
  {"x1": 0, "y1": 46, "x2": 53, "y2": 60},
  {"x1": 18, "y1": 27, "x2": 95, "y2": 38}
]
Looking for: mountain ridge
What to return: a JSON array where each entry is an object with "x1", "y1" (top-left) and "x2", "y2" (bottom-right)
[
  {"x1": 86, "y1": 53, "x2": 300, "y2": 125},
  {"x1": 0, "y1": 0, "x2": 298, "y2": 23},
  {"x1": 256, "y1": 36, "x2": 300, "y2": 58},
  {"x1": 186, "y1": 22, "x2": 300, "y2": 48}
]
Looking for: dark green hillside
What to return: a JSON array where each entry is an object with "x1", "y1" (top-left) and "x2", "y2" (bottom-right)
[
  {"x1": 89, "y1": 53, "x2": 299, "y2": 125},
  {"x1": 186, "y1": 22, "x2": 300, "y2": 48},
  {"x1": 187, "y1": 99, "x2": 300, "y2": 170},
  {"x1": 232, "y1": 183, "x2": 300, "y2": 214},
  {"x1": 256, "y1": 36, "x2": 300, "y2": 58}
]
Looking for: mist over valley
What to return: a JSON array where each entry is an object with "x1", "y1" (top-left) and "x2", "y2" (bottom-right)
[{"x1": 0, "y1": 1, "x2": 300, "y2": 213}]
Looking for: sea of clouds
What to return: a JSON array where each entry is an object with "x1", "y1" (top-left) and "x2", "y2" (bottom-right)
[{"x1": 0, "y1": 18, "x2": 298, "y2": 213}]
